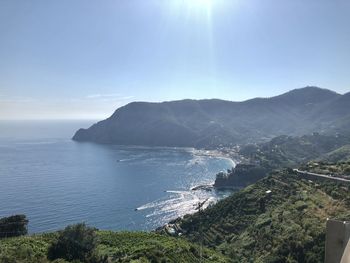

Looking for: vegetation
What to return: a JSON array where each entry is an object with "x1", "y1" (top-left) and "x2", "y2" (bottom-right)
[
  {"x1": 0, "y1": 215, "x2": 28, "y2": 239},
  {"x1": 239, "y1": 133, "x2": 350, "y2": 170},
  {"x1": 97, "y1": 231, "x2": 227, "y2": 262},
  {"x1": 47, "y1": 223, "x2": 99, "y2": 263},
  {"x1": 301, "y1": 161, "x2": 350, "y2": 178},
  {"x1": 73, "y1": 87, "x2": 350, "y2": 148},
  {"x1": 0, "y1": 233, "x2": 56, "y2": 263},
  {"x1": 0, "y1": 230, "x2": 227, "y2": 262},
  {"x1": 320, "y1": 145, "x2": 350, "y2": 163},
  {"x1": 215, "y1": 164, "x2": 269, "y2": 188},
  {"x1": 174, "y1": 169, "x2": 350, "y2": 262},
  {"x1": 215, "y1": 133, "x2": 350, "y2": 187}
]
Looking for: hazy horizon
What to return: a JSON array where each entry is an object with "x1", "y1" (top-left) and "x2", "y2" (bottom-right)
[
  {"x1": 1, "y1": 0, "x2": 349, "y2": 120},
  {"x1": 0, "y1": 86, "x2": 347, "y2": 121}
]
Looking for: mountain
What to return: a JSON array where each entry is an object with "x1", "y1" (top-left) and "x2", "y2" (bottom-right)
[{"x1": 73, "y1": 87, "x2": 350, "y2": 147}]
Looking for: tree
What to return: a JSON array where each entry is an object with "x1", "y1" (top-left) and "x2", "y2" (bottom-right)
[
  {"x1": 48, "y1": 223, "x2": 98, "y2": 262},
  {"x1": 0, "y1": 214, "x2": 28, "y2": 238}
]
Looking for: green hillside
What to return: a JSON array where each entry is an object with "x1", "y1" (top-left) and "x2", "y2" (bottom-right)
[
  {"x1": 215, "y1": 133, "x2": 350, "y2": 188},
  {"x1": 171, "y1": 169, "x2": 350, "y2": 262},
  {"x1": 239, "y1": 133, "x2": 350, "y2": 169},
  {"x1": 320, "y1": 145, "x2": 350, "y2": 162},
  {"x1": 0, "y1": 231, "x2": 227, "y2": 263},
  {"x1": 301, "y1": 161, "x2": 350, "y2": 178}
]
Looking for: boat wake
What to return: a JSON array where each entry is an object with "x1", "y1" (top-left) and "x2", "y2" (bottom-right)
[{"x1": 136, "y1": 187, "x2": 224, "y2": 226}]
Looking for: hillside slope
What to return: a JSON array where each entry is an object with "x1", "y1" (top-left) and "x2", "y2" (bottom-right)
[
  {"x1": 73, "y1": 87, "x2": 350, "y2": 147},
  {"x1": 214, "y1": 133, "x2": 350, "y2": 188},
  {"x1": 165, "y1": 170, "x2": 350, "y2": 262},
  {"x1": 320, "y1": 145, "x2": 350, "y2": 162},
  {"x1": 0, "y1": 231, "x2": 227, "y2": 262}
]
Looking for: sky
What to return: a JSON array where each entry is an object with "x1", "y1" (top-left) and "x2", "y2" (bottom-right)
[{"x1": 0, "y1": 0, "x2": 349, "y2": 120}]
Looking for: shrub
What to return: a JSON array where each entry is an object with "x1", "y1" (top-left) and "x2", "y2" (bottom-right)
[
  {"x1": 0, "y1": 214, "x2": 28, "y2": 238},
  {"x1": 47, "y1": 223, "x2": 98, "y2": 262}
]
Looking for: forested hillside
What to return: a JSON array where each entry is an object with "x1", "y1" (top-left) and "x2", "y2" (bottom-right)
[{"x1": 73, "y1": 87, "x2": 350, "y2": 147}]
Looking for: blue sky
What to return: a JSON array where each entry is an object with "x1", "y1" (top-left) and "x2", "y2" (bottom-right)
[{"x1": 0, "y1": 0, "x2": 349, "y2": 119}]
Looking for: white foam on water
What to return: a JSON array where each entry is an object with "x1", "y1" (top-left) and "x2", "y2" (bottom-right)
[
  {"x1": 137, "y1": 188, "x2": 220, "y2": 223},
  {"x1": 117, "y1": 158, "x2": 135, "y2": 162},
  {"x1": 187, "y1": 155, "x2": 205, "y2": 167}
]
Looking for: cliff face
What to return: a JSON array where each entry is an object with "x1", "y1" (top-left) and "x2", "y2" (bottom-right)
[{"x1": 73, "y1": 87, "x2": 350, "y2": 147}]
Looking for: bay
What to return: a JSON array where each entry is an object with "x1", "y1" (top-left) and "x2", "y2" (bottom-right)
[{"x1": 0, "y1": 120, "x2": 234, "y2": 233}]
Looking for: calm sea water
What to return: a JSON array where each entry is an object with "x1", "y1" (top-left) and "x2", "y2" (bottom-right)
[{"x1": 0, "y1": 121, "x2": 234, "y2": 233}]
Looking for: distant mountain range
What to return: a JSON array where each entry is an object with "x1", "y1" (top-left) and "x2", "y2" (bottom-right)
[{"x1": 72, "y1": 86, "x2": 350, "y2": 147}]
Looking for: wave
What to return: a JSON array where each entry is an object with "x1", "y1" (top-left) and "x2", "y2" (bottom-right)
[{"x1": 116, "y1": 158, "x2": 136, "y2": 162}]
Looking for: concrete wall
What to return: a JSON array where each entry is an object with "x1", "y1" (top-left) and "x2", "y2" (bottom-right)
[
  {"x1": 341, "y1": 239, "x2": 350, "y2": 263},
  {"x1": 325, "y1": 219, "x2": 350, "y2": 263}
]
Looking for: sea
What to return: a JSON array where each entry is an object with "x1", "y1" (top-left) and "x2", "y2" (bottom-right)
[{"x1": 0, "y1": 120, "x2": 235, "y2": 233}]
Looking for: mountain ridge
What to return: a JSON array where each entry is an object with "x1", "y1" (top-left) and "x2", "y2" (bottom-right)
[{"x1": 73, "y1": 87, "x2": 350, "y2": 147}]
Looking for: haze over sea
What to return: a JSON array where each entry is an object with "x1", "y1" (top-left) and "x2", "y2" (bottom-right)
[{"x1": 0, "y1": 120, "x2": 234, "y2": 233}]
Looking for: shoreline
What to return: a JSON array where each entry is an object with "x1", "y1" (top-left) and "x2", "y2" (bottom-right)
[
  {"x1": 188, "y1": 147, "x2": 241, "y2": 192},
  {"x1": 191, "y1": 147, "x2": 240, "y2": 168}
]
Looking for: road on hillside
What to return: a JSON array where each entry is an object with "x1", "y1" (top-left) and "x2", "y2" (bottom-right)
[{"x1": 293, "y1": 169, "x2": 350, "y2": 183}]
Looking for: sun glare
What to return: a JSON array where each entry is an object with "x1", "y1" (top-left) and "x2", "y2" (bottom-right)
[
  {"x1": 168, "y1": 0, "x2": 219, "y2": 14},
  {"x1": 188, "y1": 0, "x2": 212, "y2": 8}
]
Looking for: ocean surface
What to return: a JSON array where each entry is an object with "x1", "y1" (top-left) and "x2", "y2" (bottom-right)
[{"x1": 0, "y1": 120, "x2": 235, "y2": 233}]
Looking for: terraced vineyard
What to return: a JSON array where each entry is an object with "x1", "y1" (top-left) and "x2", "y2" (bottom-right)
[{"x1": 172, "y1": 169, "x2": 350, "y2": 262}]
